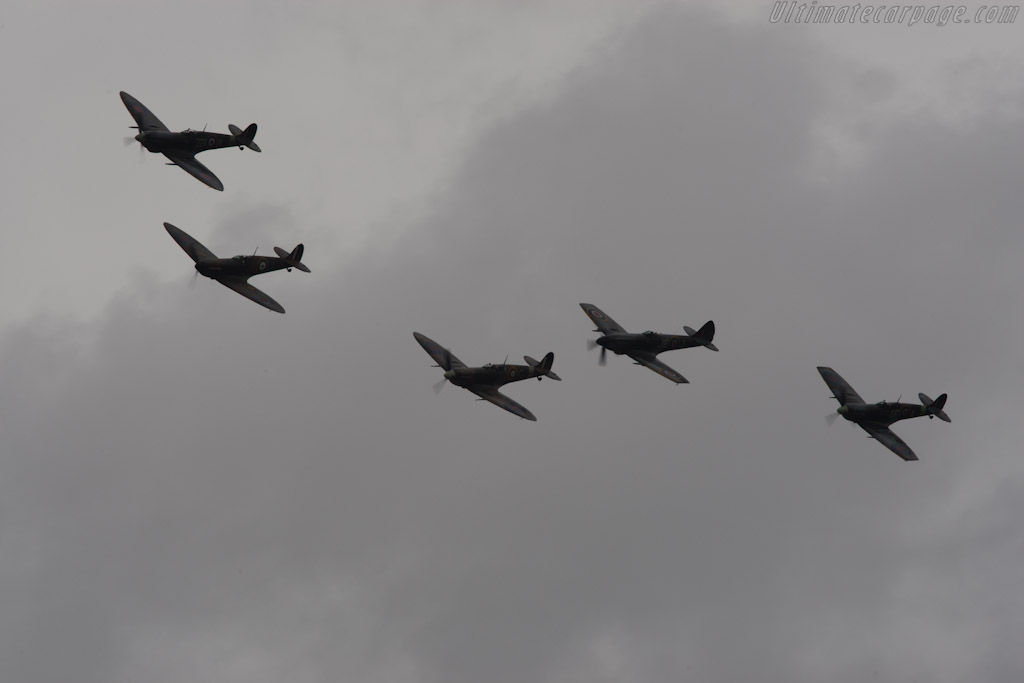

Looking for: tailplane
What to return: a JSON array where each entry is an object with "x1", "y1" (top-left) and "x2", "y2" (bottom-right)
[
  {"x1": 525, "y1": 352, "x2": 561, "y2": 381},
  {"x1": 228, "y1": 123, "x2": 262, "y2": 152},
  {"x1": 273, "y1": 244, "x2": 311, "y2": 272},
  {"x1": 683, "y1": 320, "x2": 719, "y2": 351},
  {"x1": 918, "y1": 393, "x2": 951, "y2": 422}
]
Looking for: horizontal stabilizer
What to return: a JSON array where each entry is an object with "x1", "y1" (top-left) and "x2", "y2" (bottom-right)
[
  {"x1": 684, "y1": 321, "x2": 718, "y2": 351},
  {"x1": 919, "y1": 392, "x2": 951, "y2": 422},
  {"x1": 229, "y1": 123, "x2": 262, "y2": 152},
  {"x1": 524, "y1": 353, "x2": 561, "y2": 381},
  {"x1": 273, "y1": 245, "x2": 311, "y2": 272}
]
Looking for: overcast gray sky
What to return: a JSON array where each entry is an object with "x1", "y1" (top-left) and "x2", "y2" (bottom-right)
[{"x1": 2, "y1": 2, "x2": 1024, "y2": 682}]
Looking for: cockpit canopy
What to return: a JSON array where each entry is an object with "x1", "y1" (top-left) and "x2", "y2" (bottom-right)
[{"x1": 642, "y1": 330, "x2": 656, "y2": 336}]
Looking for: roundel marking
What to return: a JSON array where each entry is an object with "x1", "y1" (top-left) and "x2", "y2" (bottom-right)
[
  {"x1": 902, "y1": 406, "x2": 911, "y2": 418},
  {"x1": 589, "y1": 308, "x2": 606, "y2": 320},
  {"x1": 208, "y1": 137, "x2": 216, "y2": 147},
  {"x1": 508, "y1": 367, "x2": 518, "y2": 379},
  {"x1": 258, "y1": 259, "x2": 268, "y2": 271}
]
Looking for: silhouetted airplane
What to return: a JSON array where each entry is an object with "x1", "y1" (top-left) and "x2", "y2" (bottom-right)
[
  {"x1": 818, "y1": 366, "x2": 950, "y2": 461},
  {"x1": 413, "y1": 332, "x2": 560, "y2": 421},
  {"x1": 121, "y1": 91, "x2": 260, "y2": 191},
  {"x1": 164, "y1": 222, "x2": 308, "y2": 314},
  {"x1": 579, "y1": 303, "x2": 717, "y2": 384}
]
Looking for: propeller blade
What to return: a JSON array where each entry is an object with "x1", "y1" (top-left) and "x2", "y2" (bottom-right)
[
  {"x1": 123, "y1": 136, "x2": 135, "y2": 147},
  {"x1": 587, "y1": 339, "x2": 598, "y2": 350},
  {"x1": 825, "y1": 412, "x2": 840, "y2": 426},
  {"x1": 188, "y1": 270, "x2": 199, "y2": 289},
  {"x1": 599, "y1": 346, "x2": 607, "y2": 366},
  {"x1": 432, "y1": 378, "x2": 447, "y2": 394}
]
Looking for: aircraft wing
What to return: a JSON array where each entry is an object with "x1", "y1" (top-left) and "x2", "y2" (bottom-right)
[
  {"x1": 164, "y1": 222, "x2": 216, "y2": 262},
  {"x1": 627, "y1": 352, "x2": 689, "y2": 384},
  {"x1": 817, "y1": 366, "x2": 865, "y2": 405},
  {"x1": 859, "y1": 423, "x2": 919, "y2": 461},
  {"x1": 216, "y1": 277, "x2": 285, "y2": 314},
  {"x1": 120, "y1": 91, "x2": 169, "y2": 132},
  {"x1": 413, "y1": 332, "x2": 466, "y2": 370},
  {"x1": 467, "y1": 386, "x2": 537, "y2": 421},
  {"x1": 162, "y1": 151, "x2": 225, "y2": 191},
  {"x1": 579, "y1": 303, "x2": 626, "y2": 335}
]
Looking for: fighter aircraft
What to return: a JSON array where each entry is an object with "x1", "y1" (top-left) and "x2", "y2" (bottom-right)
[
  {"x1": 579, "y1": 303, "x2": 717, "y2": 384},
  {"x1": 164, "y1": 222, "x2": 309, "y2": 314},
  {"x1": 120, "y1": 91, "x2": 260, "y2": 191},
  {"x1": 413, "y1": 332, "x2": 560, "y2": 421},
  {"x1": 818, "y1": 366, "x2": 950, "y2": 462}
]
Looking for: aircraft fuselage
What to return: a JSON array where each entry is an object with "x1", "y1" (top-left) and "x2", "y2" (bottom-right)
[
  {"x1": 837, "y1": 401, "x2": 930, "y2": 427},
  {"x1": 136, "y1": 130, "x2": 240, "y2": 155},
  {"x1": 597, "y1": 331, "x2": 700, "y2": 356},
  {"x1": 445, "y1": 364, "x2": 542, "y2": 388},
  {"x1": 195, "y1": 255, "x2": 292, "y2": 279}
]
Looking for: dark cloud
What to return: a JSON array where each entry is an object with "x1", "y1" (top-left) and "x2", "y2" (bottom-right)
[{"x1": 2, "y1": 5, "x2": 1024, "y2": 683}]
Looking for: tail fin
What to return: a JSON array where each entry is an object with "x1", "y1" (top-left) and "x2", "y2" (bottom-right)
[
  {"x1": 683, "y1": 321, "x2": 719, "y2": 351},
  {"x1": 273, "y1": 244, "x2": 311, "y2": 273},
  {"x1": 525, "y1": 353, "x2": 561, "y2": 381},
  {"x1": 918, "y1": 392, "x2": 951, "y2": 422},
  {"x1": 229, "y1": 123, "x2": 262, "y2": 152}
]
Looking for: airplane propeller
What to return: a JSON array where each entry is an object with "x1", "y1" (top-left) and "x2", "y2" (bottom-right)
[
  {"x1": 586, "y1": 339, "x2": 607, "y2": 365},
  {"x1": 188, "y1": 270, "x2": 199, "y2": 289},
  {"x1": 431, "y1": 346, "x2": 455, "y2": 393},
  {"x1": 124, "y1": 135, "x2": 146, "y2": 162},
  {"x1": 825, "y1": 412, "x2": 840, "y2": 426}
]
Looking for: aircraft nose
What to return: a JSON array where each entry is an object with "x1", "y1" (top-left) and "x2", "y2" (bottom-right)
[
  {"x1": 135, "y1": 133, "x2": 144, "y2": 143},
  {"x1": 837, "y1": 405, "x2": 849, "y2": 415},
  {"x1": 444, "y1": 370, "x2": 456, "y2": 380}
]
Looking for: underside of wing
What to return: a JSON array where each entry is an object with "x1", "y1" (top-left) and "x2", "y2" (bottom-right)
[
  {"x1": 163, "y1": 151, "x2": 224, "y2": 191},
  {"x1": 413, "y1": 332, "x2": 466, "y2": 370},
  {"x1": 468, "y1": 387, "x2": 537, "y2": 421},
  {"x1": 120, "y1": 91, "x2": 169, "y2": 132},
  {"x1": 216, "y1": 277, "x2": 285, "y2": 314},
  {"x1": 859, "y1": 423, "x2": 918, "y2": 461},
  {"x1": 628, "y1": 353, "x2": 689, "y2": 384},
  {"x1": 164, "y1": 222, "x2": 216, "y2": 263},
  {"x1": 579, "y1": 303, "x2": 626, "y2": 335},
  {"x1": 817, "y1": 366, "x2": 865, "y2": 405}
]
